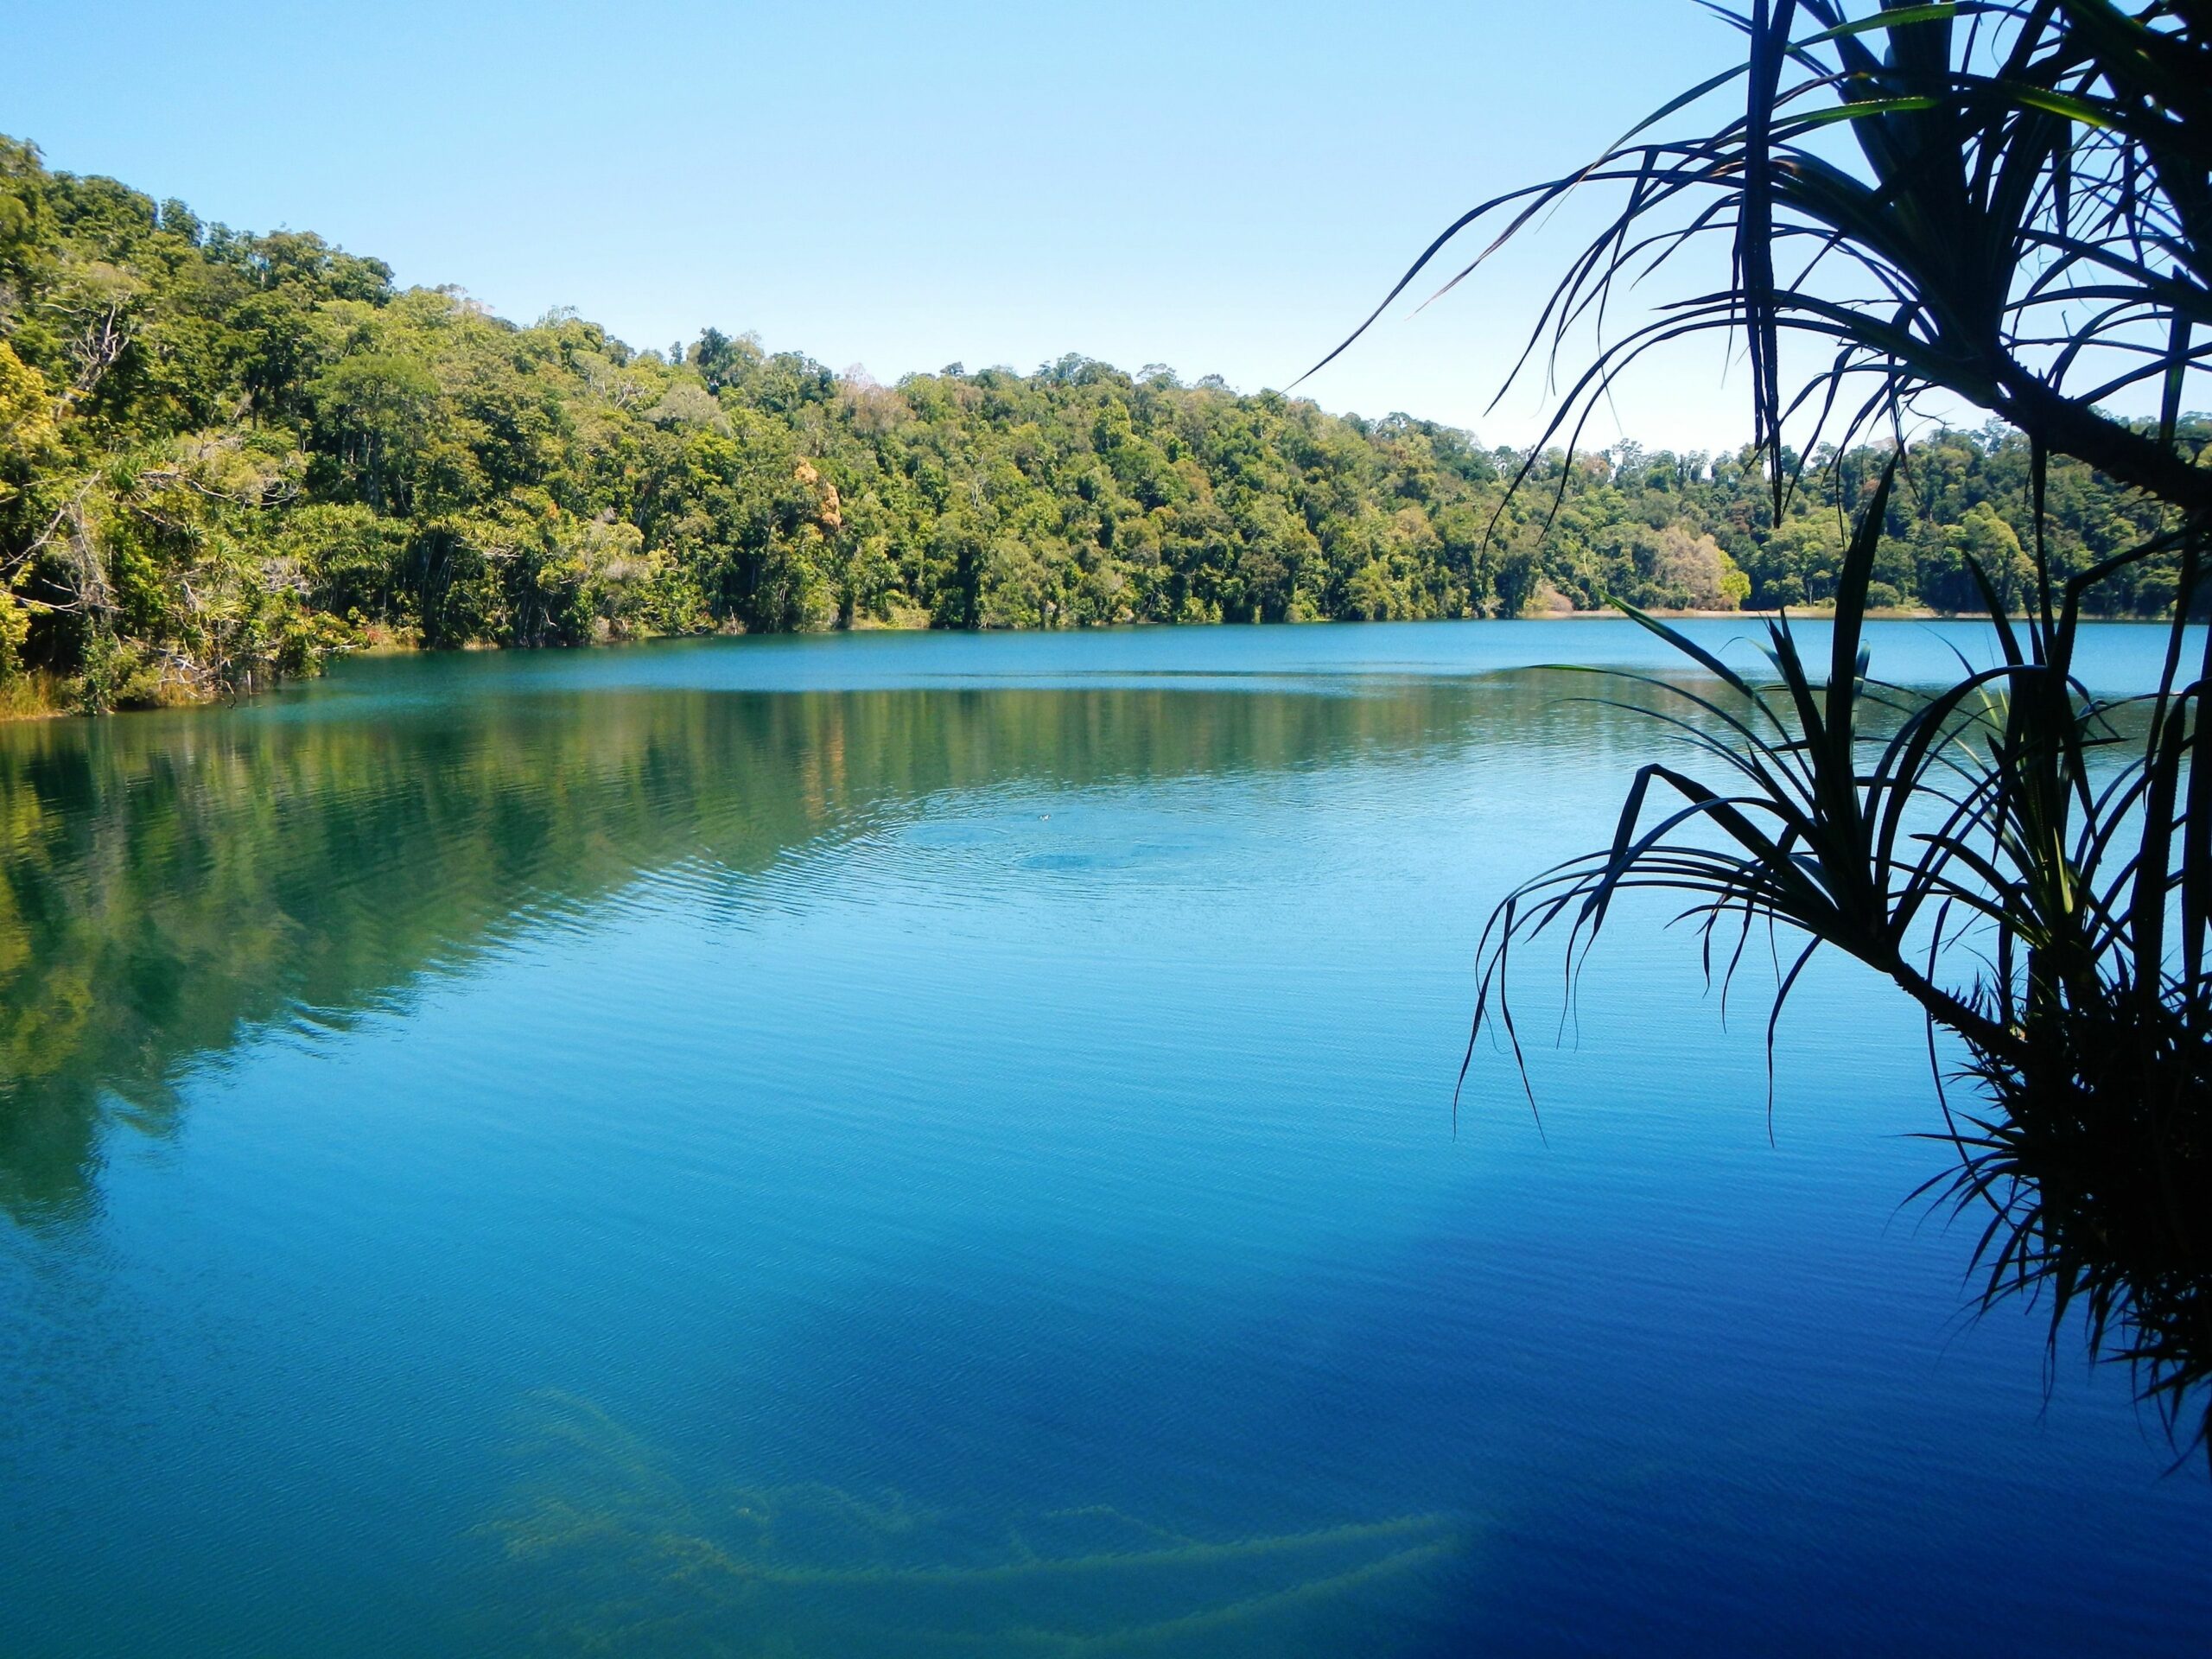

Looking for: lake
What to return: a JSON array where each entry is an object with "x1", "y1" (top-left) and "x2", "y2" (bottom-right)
[{"x1": 2, "y1": 620, "x2": 2207, "y2": 1656}]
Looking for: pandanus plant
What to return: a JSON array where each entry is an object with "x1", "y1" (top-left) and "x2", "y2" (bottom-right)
[
  {"x1": 1312, "y1": 1, "x2": 2211, "y2": 1453},
  {"x1": 1304, "y1": 0, "x2": 2210, "y2": 515},
  {"x1": 1470, "y1": 476, "x2": 2210, "y2": 1454}
]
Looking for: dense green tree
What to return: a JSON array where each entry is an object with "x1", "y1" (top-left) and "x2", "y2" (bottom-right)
[{"x1": 0, "y1": 137, "x2": 2197, "y2": 714}]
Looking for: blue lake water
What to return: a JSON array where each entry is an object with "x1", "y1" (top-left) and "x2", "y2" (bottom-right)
[{"x1": 1, "y1": 618, "x2": 2206, "y2": 1655}]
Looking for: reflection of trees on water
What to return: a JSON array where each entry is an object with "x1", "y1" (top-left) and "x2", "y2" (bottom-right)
[
  {"x1": 478, "y1": 1391, "x2": 1466, "y2": 1657},
  {"x1": 0, "y1": 672, "x2": 1683, "y2": 1227}
]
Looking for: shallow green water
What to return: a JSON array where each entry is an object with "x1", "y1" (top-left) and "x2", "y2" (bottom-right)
[{"x1": 1, "y1": 620, "x2": 2207, "y2": 1655}]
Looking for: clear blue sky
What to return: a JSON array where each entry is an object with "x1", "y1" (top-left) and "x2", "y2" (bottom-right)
[{"x1": 13, "y1": 1, "x2": 1774, "y2": 449}]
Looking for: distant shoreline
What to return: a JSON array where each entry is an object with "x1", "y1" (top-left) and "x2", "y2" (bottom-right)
[
  {"x1": 9, "y1": 605, "x2": 2183, "y2": 724},
  {"x1": 4, "y1": 140, "x2": 2185, "y2": 722},
  {"x1": 1560, "y1": 605, "x2": 1937, "y2": 621}
]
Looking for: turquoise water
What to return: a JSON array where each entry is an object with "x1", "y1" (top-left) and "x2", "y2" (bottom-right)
[{"x1": 1, "y1": 619, "x2": 2206, "y2": 1655}]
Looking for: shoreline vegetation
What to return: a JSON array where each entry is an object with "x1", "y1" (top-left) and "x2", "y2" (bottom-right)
[
  {"x1": 0, "y1": 137, "x2": 2198, "y2": 718},
  {"x1": 0, "y1": 605, "x2": 1996, "y2": 724},
  {"x1": 0, "y1": 606, "x2": 2011, "y2": 723}
]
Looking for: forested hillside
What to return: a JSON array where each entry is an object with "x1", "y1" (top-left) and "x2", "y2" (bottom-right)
[{"x1": 0, "y1": 137, "x2": 2196, "y2": 711}]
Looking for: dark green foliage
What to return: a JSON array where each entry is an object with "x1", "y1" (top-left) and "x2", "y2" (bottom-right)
[{"x1": 0, "y1": 135, "x2": 2196, "y2": 714}]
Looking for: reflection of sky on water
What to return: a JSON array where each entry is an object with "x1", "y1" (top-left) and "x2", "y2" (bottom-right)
[{"x1": 1, "y1": 621, "x2": 2207, "y2": 1656}]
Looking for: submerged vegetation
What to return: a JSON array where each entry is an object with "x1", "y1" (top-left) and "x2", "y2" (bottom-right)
[
  {"x1": 480, "y1": 1391, "x2": 1466, "y2": 1656},
  {"x1": 1365, "y1": 1, "x2": 2212, "y2": 1456},
  {"x1": 0, "y1": 136, "x2": 2196, "y2": 715}
]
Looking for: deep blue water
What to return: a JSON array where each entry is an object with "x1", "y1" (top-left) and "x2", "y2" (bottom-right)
[{"x1": 0, "y1": 619, "x2": 2206, "y2": 1655}]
